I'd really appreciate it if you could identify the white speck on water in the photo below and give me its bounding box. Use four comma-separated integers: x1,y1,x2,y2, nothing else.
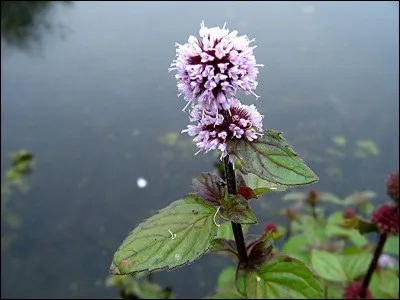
270,186,278,190
137,177,148,188
256,276,261,283
175,253,182,261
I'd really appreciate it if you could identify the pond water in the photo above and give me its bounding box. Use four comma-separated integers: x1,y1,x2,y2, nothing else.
1,1,399,298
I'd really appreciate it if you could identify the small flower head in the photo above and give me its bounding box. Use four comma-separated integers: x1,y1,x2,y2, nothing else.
371,203,399,236
306,189,319,206
264,223,277,233
377,254,398,270
182,99,263,158
386,171,399,204
343,208,356,220
343,282,373,299
170,21,263,112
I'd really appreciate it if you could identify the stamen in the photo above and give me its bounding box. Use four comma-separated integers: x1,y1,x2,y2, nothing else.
182,99,193,112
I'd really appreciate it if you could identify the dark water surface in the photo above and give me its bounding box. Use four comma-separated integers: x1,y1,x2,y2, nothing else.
1,1,399,298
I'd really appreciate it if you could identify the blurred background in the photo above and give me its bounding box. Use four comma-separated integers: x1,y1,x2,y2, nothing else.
1,1,399,298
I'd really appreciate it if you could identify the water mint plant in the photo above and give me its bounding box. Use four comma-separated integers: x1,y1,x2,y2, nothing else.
109,21,326,299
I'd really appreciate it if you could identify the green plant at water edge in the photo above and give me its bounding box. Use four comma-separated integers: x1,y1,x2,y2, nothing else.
1,149,35,251
108,22,399,299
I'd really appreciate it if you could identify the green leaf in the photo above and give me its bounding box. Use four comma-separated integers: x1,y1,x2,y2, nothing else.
245,255,323,298
106,274,173,299
110,194,218,275
311,250,372,282
384,237,399,255
370,269,399,299
236,264,247,297
282,192,306,202
325,212,369,247
220,195,257,224
299,215,327,245
216,266,237,292
227,129,318,186
319,192,344,205
192,173,226,206
325,281,345,299
216,222,250,240
282,234,310,264
340,252,372,281
207,266,244,299
311,250,346,282
241,172,288,195
360,202,374,214
343,191,376,206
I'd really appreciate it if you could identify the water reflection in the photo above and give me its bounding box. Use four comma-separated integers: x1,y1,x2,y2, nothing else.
1,1,70,52
1,1,398,299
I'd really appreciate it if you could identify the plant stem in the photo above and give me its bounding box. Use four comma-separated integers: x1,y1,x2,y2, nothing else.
223,155,249,265
284,218,292,243
311,203,317,220
359,233,387,298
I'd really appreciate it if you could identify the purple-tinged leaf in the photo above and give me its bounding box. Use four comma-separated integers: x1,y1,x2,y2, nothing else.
192,172,226,206
210,238,239,261
220,195,257,224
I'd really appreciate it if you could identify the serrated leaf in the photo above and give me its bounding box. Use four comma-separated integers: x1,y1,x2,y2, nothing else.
110,194,218,275
245,255,323,299
193,173,226,206
220,195,257,224
241,172,288,195
227,129,318,186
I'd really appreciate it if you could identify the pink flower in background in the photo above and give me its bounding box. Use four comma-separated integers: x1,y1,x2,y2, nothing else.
343,282,373,299
386,171,399,203
371,203,399,236
170,21,263,112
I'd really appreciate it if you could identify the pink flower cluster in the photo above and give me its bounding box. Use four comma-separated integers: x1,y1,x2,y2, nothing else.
171,22,264,158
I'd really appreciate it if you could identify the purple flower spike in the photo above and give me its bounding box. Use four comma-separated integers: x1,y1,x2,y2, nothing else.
182,99,264,159
170,21,263,112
